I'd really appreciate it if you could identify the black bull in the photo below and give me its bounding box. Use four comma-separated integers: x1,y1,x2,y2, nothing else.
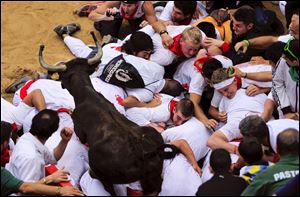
38,33,178,195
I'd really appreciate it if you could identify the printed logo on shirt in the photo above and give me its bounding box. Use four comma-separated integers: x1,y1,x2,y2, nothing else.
273,170,299,181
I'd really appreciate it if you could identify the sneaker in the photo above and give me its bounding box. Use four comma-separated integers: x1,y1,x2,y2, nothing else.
53,23,81,38
5,75,31,93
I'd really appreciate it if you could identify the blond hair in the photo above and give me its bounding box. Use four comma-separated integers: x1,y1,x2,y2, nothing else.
211,68,230,84
181,26,202,45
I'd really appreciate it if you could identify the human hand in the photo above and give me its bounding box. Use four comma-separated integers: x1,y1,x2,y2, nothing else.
284,112,299,120
104,7,119,20
192,162,203,176
161,34,174,48
246,84,261,96
203,118,218,131
203,37,224,48
234,40,248,53
228,66,245,78
60,127,73,142
196,48,208,60
48,167,70,183
139,20,149,28
218,111,227,123
145,93,162,108
59,186,84,196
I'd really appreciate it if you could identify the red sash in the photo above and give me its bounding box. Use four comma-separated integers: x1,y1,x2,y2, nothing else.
127,187,143,196
45,164,72,186
169,99,178,119
20,80,36,100
235,76,242,89
168,34,183,56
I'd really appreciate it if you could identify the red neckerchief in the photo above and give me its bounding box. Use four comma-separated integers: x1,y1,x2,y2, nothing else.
20,80,36,100
182,83,189,91
194,56,209,76
169,99,178,119
235,76,242,89
121,3,140,20
111,46,122,51
168,34,183,56
56,108,72,114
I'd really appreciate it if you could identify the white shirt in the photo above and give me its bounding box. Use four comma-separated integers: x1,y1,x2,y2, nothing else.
1,97,34,130
218,89,267,141
150,25,206,66
79,171,111,196
6,132,56,182
267,119,299,153
173,57,206,96
162,117,211,161
125,93,175,126
159,154,202,196
277,34,294,43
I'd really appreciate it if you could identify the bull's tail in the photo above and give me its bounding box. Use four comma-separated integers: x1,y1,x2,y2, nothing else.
158,144,180,159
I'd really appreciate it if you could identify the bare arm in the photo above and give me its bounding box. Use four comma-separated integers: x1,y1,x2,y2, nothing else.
123,95,161,108
53,128,73,161
234,36,279,52
88,1,121,21
22,89,46,111
230,67,272,82
207,131,237,154
171,139,202,175
19,182,84,196
190,93,218,130
143,1,158,25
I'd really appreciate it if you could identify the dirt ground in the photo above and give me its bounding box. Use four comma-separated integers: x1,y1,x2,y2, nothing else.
1,1,287,102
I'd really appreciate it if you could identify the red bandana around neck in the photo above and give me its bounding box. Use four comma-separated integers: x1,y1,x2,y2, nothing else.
168,34,183,56
235,76,242,89
169,99,178,119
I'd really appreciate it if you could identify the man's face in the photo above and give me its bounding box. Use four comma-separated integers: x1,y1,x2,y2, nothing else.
171,6,186,24
232,17,253,36
180,39,201,58
218,81,238,99
172,110,190,126
121,3,138,17
289,14,299,39
135,50,152,60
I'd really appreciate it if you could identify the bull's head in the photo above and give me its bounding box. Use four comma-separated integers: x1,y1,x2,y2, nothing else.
39,32,103,90
39,32,102,73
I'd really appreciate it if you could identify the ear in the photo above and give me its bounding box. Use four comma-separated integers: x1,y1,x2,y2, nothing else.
246,23,254,30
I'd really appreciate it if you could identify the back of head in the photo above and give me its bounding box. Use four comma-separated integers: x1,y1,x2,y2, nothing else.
238,137,263,165
239,115,269,143
202,58,223,80
122,31,153,55
1,121,13,144
264,41,285,66
29,109,59,140
211,68,229,84
233,5,256,25
181,26,202,45
210,148,231,174
176,98,194,118
196,21,217,39
174,1,197,16
283,39,299,62
277,128,299,156
160,79,185,97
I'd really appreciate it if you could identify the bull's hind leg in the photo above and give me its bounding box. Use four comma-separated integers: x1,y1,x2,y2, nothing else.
103,181,116,196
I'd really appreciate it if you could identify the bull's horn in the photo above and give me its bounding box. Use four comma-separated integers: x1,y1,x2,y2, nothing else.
39,45,67,72
87,32,103,65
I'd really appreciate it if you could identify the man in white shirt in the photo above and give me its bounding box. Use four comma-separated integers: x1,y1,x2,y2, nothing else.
5,109,73,183
206,68,268,154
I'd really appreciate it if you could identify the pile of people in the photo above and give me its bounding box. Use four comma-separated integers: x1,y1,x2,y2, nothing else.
1,1,299,196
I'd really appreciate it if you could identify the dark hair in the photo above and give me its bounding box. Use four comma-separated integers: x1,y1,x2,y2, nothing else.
233,5,256,25
202,58,223,80
210,148,231,174
264,41,285,65
174,1,197,16
29,109,59,140
122,31,153,55
238,137,263,164
176,98,194,118
160,79,185,97
239,115,269,144
196,22,217,39
1,121,13,144
283,39,299,62
277,128,299,156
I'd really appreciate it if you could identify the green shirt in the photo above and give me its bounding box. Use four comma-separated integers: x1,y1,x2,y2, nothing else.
241,155,299,196
1,167,23,196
